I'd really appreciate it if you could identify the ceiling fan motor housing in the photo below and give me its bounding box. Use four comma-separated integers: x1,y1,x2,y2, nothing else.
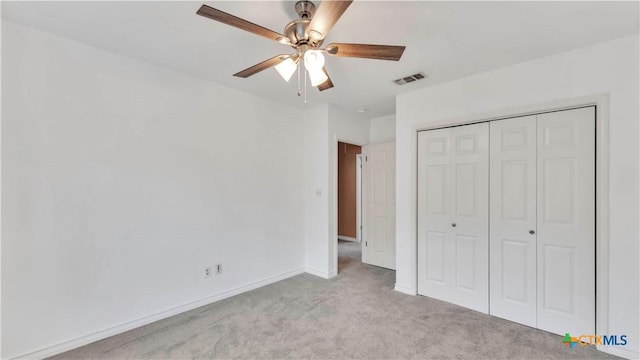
284,19,310,46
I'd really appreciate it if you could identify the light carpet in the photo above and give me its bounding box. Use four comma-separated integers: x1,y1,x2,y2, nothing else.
50,240,617,359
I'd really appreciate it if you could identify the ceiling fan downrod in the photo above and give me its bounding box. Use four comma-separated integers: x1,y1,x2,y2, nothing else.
284,1,323,49
295,1,316,19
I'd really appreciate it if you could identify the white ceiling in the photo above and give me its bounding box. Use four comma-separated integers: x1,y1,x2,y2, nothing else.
2,1,639,118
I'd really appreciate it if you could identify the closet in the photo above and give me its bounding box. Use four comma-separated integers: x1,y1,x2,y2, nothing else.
417,106,595,336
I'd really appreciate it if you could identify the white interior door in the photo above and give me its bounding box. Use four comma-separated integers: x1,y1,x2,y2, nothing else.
449,124,490,312
362,142,396,270
418,123,489,313
536,107,595,336
418,127,452,301
489,115,537,327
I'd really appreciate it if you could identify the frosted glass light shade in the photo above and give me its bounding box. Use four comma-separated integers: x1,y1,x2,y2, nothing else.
275,58,297,82
308,68,328,87
304,50,325,71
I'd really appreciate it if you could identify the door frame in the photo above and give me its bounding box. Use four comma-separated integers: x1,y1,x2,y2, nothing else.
412,94,609,352
356,154,363,243
333,138,365,274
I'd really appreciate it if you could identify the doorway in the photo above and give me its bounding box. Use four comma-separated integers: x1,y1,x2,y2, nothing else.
337,142,362,272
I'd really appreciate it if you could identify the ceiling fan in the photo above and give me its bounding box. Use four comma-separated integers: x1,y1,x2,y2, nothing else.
196,0,406,94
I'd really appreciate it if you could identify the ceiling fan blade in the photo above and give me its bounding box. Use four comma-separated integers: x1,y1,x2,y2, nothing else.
317,67,334,91
308,0,353,43
197,5,288,44
234,55,290,78
325,43,406,61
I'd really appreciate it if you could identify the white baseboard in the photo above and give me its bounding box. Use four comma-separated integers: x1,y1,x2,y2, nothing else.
11,267,305,360
394,283,417,296
337,236,357,242
598,345,638,360
305,267,337,279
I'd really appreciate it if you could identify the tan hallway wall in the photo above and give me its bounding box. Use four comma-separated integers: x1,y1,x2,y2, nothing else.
338,142,362,238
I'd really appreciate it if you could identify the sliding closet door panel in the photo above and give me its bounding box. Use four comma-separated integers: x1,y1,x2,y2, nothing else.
489,116,537,327
450,123,489,313
418,128,452,301
536,107,595,336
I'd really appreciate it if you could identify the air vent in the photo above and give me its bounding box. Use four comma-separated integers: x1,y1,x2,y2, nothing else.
393,72,427,86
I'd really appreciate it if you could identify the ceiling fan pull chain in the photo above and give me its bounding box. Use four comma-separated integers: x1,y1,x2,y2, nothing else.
297,60,302,97
304,68,308,106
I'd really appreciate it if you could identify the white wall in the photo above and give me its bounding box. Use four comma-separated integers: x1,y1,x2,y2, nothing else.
396,34,639,358
303,105,330,278
329,106,371,147
1,21,306,359
0,12,4,360
369,115,396,143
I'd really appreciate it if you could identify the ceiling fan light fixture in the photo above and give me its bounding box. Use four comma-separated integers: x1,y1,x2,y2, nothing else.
308,67,328,87
304,49,325,71
275,57,298,82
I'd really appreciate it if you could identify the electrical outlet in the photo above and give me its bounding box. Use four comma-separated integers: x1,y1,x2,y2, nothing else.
216,264,223,274
204,266,212,278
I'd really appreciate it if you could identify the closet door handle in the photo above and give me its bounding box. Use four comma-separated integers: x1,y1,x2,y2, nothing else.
451,223,457,228
529,230,535,235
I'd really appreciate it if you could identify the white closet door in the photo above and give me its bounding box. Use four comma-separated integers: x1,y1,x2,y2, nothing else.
450,123,489,312
418,123,489,313
418,127,452,301
362,142,396,270
536,107,595,336
489,115,537,327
